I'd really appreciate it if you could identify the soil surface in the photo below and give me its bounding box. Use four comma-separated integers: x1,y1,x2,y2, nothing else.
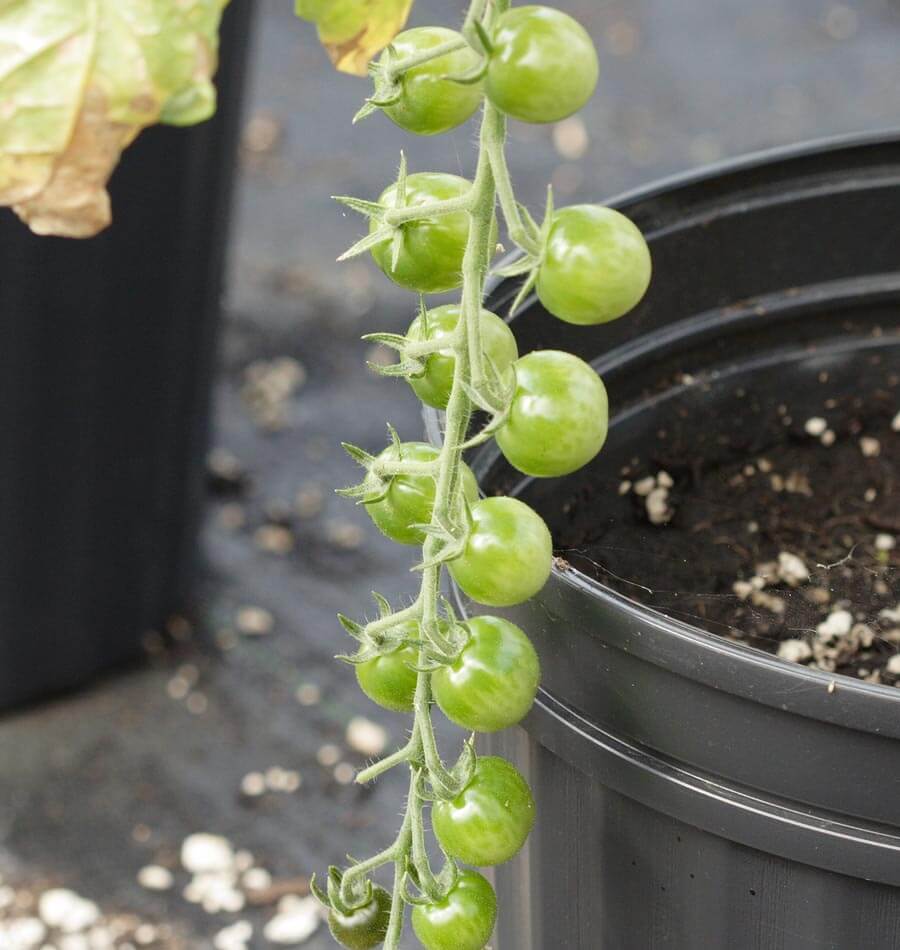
555,383,900,685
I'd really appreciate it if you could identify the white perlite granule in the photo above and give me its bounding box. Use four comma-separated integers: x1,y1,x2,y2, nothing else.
181,834,235,874
777,639,812,663
137,865,174,891
804,417,827,436
346,717,388,758
815,609,853,642
263,895,321,945
875,534,896,552
38,889,100,933
859,436,881,458
777,551,809,587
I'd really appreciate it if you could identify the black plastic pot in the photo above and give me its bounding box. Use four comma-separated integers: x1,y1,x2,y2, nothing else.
466,133,900,949
0,3,253,710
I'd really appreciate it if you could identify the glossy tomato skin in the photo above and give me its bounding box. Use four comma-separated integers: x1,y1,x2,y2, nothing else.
411,870,497,950
355,621,420,713
328,885,392,950
432,616,538,732
449,497,552,607
432,756,536,867
370,174,495,294
381,28,484,135
365,442,478,546
496,349,609,477
537,204,652,325
406,305,518,409
486,5,599,124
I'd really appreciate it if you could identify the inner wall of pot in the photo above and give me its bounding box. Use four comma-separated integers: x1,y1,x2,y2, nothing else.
468,139,900,688
483,289,899,684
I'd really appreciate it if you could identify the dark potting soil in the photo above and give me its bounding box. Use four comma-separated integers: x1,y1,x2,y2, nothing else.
551,377,900,686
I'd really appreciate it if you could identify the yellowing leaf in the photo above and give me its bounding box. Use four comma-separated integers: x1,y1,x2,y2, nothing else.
294,0,329,22
311,0,414,76
0,0,230,238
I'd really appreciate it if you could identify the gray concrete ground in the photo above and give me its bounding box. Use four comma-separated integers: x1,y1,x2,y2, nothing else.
1,0,899,947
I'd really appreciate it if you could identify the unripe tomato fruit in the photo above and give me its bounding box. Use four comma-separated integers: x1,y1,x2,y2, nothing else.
380,28,484,135
328,885,391,949
432,616,539,732
371,173,496,294
432,756,536,867
449,497,552,607
364,442,478,546
486,6,599,124
536,205,652,325
411,870,496,950
496,350,609,477
406,305,518,410
355,621,420,713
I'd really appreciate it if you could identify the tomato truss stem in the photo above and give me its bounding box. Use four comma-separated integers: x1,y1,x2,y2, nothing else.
334,2,539,945
339,842,404,901
366,90,507,950
361,599,422,638
370,458,440,478
485,107,543,258
355,738,416,785
382,191,476,226
382,36,468,82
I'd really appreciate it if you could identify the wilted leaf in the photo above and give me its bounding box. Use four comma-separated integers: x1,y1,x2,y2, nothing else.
294,0,329,21
301,0,414,76
0,0,230,238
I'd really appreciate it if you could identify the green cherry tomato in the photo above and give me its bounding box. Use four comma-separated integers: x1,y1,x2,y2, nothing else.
406,305,518,410
496,350,609,478
432,616,539,732
328,885,392,950
355,621,419,713
370,173,492,294
449,497,552,607
536,204,652,325
486,6,599,124
432,756,536,866
379,28,484,135
364,442,479,546
411,870,497,950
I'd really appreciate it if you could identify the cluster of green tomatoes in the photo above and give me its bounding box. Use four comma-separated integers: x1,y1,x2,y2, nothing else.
310,5,652,950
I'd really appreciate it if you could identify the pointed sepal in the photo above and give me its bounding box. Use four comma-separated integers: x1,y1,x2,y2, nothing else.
332,195,386,220
341,442,376,468
337,613,366,640
494,254,538,279
337,226,394,262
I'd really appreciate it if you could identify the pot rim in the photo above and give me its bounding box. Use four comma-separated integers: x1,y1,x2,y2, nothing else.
472,128,900,732
586,125,900,212
523,689,900,885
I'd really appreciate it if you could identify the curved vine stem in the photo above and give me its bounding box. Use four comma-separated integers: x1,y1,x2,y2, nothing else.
485,106,542,258
383,37,467,81
358,94,504,950
332,0,547,943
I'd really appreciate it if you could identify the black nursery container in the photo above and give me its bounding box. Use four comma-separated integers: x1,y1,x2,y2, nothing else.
465,133,900,949
0,3,253,710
